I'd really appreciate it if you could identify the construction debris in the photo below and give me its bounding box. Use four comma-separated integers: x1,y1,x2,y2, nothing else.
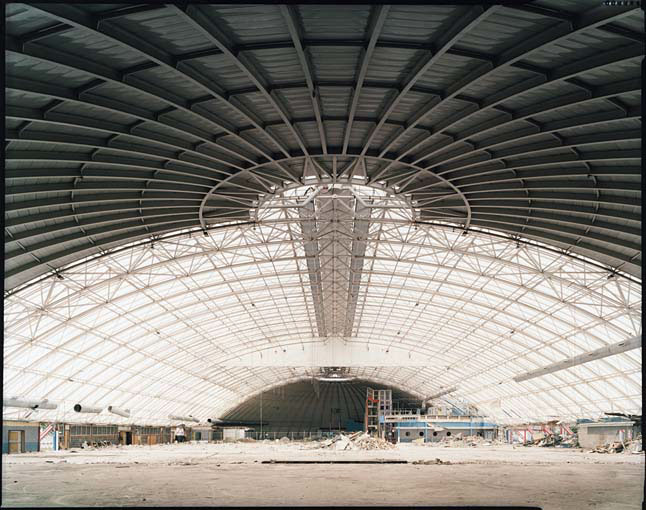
314,431,395,451
412,458,451,465
590,435,643,454
431,434,500,448
80,440,113,449
590,441,624,454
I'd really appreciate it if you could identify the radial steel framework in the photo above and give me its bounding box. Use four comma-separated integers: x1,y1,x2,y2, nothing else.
3,3,643,425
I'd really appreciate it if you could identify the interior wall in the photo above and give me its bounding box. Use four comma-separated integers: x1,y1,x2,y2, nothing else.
220,379,420,432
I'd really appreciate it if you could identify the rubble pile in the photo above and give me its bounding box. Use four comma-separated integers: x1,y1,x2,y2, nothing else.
534,433,562,447
80,440,113,449
522,432,579,448
434,433,496,447
590,441,625,454
590,435,643,455
412,458,451,465
315,431,395,451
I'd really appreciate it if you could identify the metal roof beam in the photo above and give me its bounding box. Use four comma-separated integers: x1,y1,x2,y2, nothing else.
421,129,641,176
459,214,641,252
4,194,204,213
173,5,308,158
280,5,328,154
459,208,641,238
340,5,390,155
19,22,72,44
221,79,443,99
598,23,645,43
5,203,200,228
7,40,271,163
406,48,641,166
6,211,202,244
379,8,642,162
95,4,167,22
438,199,641,224
425,109,640,171
6,77,258,167
5,130,233,181
513,336,641,383
26,4,284,162
298,200,327,336
358,5,499,157
465,219,639,268
5,218,201,263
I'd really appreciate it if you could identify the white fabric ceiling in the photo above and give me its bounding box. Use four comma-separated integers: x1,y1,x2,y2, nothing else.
4,204,641,425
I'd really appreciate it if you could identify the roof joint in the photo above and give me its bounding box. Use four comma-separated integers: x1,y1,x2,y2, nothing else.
492,105,515,118
524,118,543,131
510,61,548,77
74,79,105,99
120,62,159,78
17,121,32,136
565,78,595,96
155,107,176,121
128,120,146,133
598,24,645,43
187,95,213,109
95,4,168,22
605,97,628,115
19,23,73,46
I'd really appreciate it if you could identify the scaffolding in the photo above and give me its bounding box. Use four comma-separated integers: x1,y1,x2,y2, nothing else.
365,388,392,439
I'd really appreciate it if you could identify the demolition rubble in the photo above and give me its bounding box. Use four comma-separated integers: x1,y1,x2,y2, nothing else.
310,431,395,451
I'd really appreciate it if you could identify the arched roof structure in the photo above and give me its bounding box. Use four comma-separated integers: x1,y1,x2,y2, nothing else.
4,3,642,426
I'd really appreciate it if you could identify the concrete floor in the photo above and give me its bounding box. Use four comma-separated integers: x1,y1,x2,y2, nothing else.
2,442,644,508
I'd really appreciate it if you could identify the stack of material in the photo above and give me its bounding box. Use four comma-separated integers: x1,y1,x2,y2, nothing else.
81,440,113,449
627,437,642,454
556,436,579,448
352,432,395,450
590,436,643,454
534,433,562,447
315,431,395,451
437,433,488,447
590,441,624,454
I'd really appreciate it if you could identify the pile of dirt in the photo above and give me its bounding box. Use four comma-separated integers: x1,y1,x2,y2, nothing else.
315,431,395,451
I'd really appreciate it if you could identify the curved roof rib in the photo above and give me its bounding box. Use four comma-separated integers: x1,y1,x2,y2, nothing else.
5,3,642,289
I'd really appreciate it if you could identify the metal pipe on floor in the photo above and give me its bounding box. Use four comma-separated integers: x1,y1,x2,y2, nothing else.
107,406,130,417
3,398,57,410
169,414,199,423
73,403,103,414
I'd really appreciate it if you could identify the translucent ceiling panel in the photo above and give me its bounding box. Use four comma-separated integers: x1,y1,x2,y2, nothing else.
4,203,641,425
